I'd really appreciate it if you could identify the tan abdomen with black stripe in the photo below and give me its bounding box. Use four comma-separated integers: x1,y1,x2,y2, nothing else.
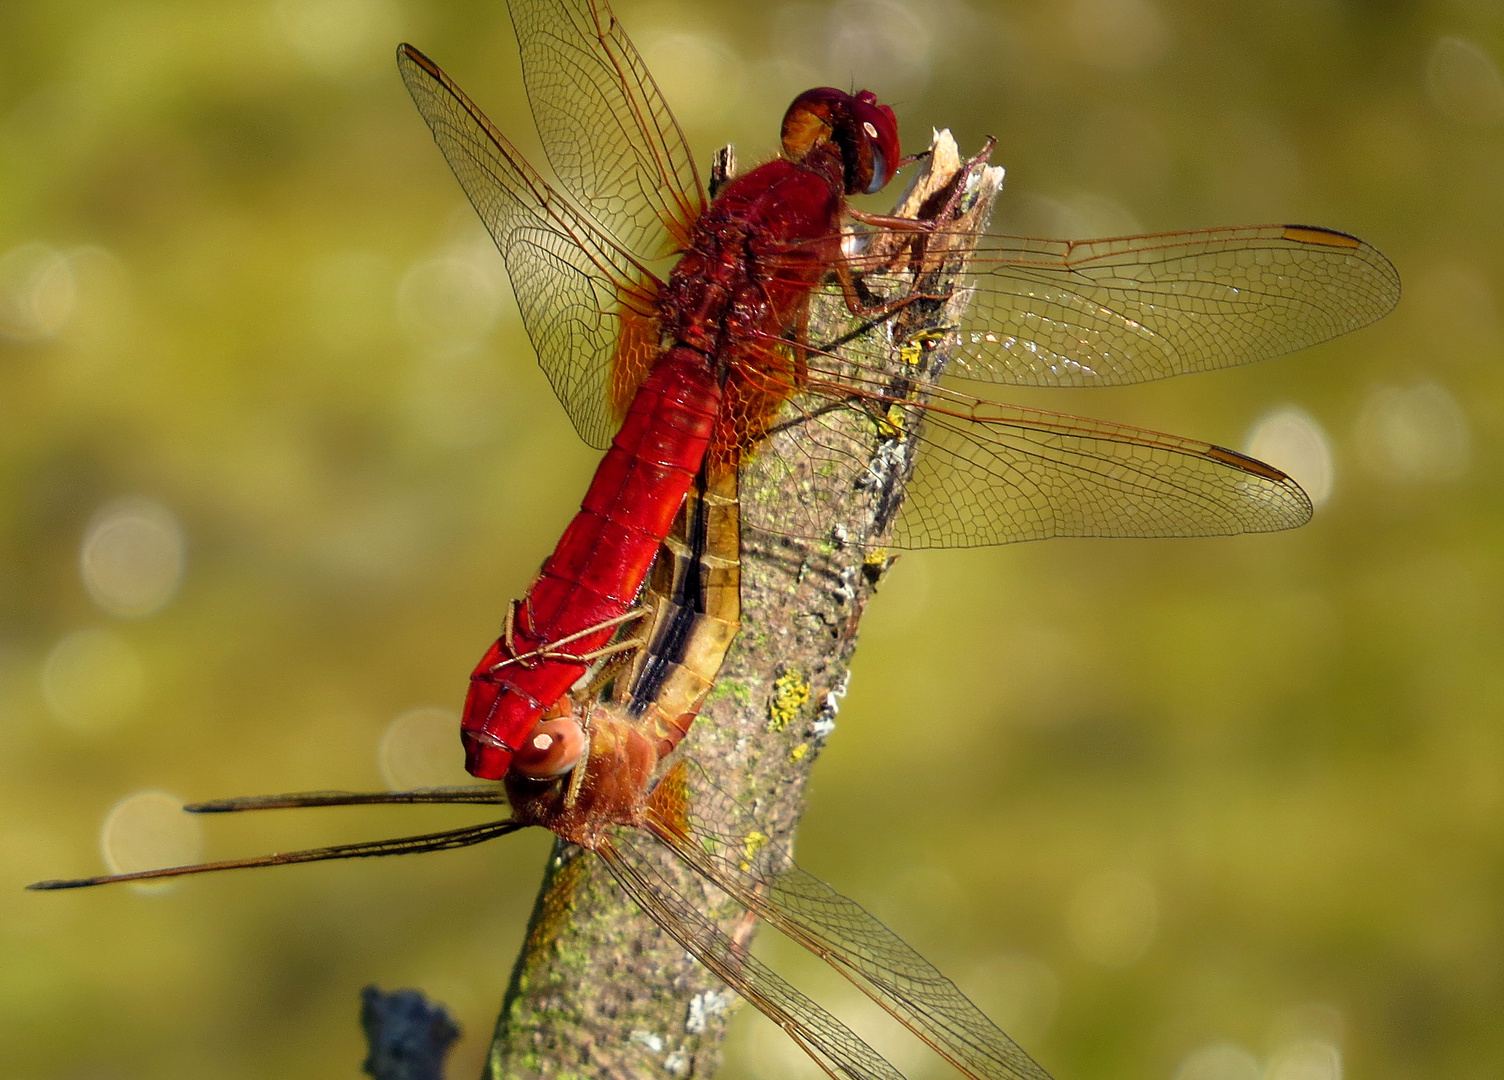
618,463,741,759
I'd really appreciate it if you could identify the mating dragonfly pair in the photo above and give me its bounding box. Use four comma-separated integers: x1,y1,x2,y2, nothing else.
32,0,1399,1077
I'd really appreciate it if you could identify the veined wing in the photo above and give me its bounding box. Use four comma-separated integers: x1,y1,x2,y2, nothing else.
509,0,706,261
599,833,909,1080
398,43,663,449
793,224,1399,388
736,357,1311,549
643,763,1053,1080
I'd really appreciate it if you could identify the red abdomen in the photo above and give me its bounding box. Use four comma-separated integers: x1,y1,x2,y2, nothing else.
461,348,719,778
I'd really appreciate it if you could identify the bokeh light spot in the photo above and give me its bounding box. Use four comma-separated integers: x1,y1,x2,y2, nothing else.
379,706,471,790
100,791,203,893
1266,1039,1342,1080
1246,406,1334,508
397,247,505,353
1174,1042,1261,1080
41,628,146,734
1426,36,1504,126
1067,869,1158,966
80,498,186,618
1269,1002,1345,1054
1355,382,1470,482
0,241,77,342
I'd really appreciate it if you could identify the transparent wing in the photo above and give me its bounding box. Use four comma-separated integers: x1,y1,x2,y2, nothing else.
398,43,663,449
29,785,515,890
599,835,909,1080
29,820,522,890
738,363,1311,549
644,763,1053,1080
717,222,1382,547
185,787,508,812
827,224,1400,387
509,0,706,260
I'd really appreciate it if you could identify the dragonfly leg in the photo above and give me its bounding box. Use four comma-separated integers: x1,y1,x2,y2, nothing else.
535,635,645,665
836,136,998,322
789,304,811,385
930,136,996,223
833,255,948,320
501,597,527,664
488,608,650,674
845,206,935,233
577,641,642,703
563,711,592,807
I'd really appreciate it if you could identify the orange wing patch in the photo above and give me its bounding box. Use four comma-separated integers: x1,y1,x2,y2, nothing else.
645,759,693,843
609,284,663,422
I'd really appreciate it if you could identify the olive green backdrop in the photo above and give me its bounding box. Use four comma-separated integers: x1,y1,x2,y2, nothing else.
1,1,1497,1078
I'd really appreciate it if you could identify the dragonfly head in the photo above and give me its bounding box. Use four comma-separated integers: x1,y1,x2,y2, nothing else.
510,715,586,780
505,703,658,844
781,88,902,196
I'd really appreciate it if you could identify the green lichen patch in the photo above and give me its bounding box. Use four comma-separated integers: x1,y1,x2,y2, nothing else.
706,678,751,706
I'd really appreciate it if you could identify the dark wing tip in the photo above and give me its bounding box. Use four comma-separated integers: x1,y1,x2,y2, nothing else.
1207,443,1314,531
1206,443,1291,483
1282,224,1402,319
397,42,437,72
184,800,235,813
1281,224,1363,249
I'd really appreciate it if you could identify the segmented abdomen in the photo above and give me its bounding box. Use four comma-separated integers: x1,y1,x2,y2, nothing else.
461,347,720,779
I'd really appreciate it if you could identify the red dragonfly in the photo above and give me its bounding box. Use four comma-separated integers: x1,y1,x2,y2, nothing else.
398,0,1398,782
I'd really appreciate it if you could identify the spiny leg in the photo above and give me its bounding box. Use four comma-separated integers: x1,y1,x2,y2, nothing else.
488,608,650,674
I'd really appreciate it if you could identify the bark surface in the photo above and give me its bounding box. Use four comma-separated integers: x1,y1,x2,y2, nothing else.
484,134,1003,1080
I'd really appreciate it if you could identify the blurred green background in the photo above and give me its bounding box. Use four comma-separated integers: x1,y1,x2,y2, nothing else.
2,0,1499,1078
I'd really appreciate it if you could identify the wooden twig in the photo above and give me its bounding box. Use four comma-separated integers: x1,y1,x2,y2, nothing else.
483,133,1004,1079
